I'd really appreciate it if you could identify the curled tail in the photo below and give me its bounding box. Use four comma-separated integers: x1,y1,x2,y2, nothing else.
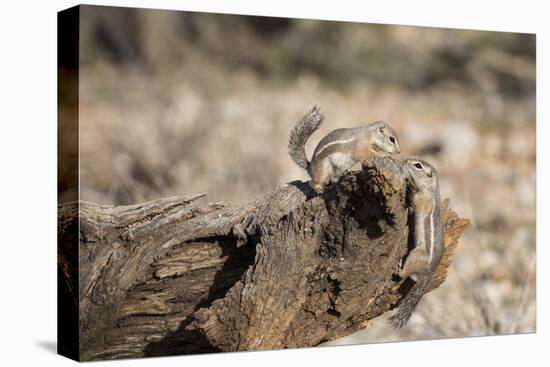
288,105,324,170
389,275,431,328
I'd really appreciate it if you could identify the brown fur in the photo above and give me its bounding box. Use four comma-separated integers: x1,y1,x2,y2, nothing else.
310,160,329,193
399,247,431,278
412,192,433,214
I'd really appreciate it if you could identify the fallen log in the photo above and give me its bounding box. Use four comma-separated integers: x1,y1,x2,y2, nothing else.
57,157,469,361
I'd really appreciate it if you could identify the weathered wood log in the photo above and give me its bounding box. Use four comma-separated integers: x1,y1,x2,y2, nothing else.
57,157,469,361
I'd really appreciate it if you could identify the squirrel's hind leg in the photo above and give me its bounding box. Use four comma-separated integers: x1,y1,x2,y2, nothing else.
398,247,430,279
310,159,332,194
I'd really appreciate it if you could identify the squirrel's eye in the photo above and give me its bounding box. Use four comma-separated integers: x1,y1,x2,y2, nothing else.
379,127,384,133
389,136,396,144
414,162,423,169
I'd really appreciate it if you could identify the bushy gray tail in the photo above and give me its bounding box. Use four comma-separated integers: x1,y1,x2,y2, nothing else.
288,105,324,170
389,275,431,328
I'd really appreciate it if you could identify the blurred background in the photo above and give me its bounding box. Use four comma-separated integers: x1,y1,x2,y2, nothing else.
73,5,535,344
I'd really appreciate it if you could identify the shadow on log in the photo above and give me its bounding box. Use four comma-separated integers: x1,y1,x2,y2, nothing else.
57,157,469,361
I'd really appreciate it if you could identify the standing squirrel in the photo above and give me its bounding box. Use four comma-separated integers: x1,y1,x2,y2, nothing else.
389,158,444,328
288,105,401,193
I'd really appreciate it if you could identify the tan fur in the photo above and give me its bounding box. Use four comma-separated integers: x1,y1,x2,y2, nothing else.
399,247,431,278
352,133,378,161
412,192,433,214
311,160,329,193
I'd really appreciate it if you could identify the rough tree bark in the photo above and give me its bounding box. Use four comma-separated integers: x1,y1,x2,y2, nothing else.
57,157,469,361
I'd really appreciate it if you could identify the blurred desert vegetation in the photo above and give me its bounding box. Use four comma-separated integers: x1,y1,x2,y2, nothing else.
67,4,536,345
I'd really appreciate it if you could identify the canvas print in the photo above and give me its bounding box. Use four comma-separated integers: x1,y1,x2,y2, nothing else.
58,5,536,361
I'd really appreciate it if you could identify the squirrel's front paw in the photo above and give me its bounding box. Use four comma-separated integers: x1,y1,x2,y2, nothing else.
313,184,324,194
396,258,404,276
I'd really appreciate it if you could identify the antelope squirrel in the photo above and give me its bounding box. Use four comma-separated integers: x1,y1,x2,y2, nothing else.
389,158,444,328
288,105,401,193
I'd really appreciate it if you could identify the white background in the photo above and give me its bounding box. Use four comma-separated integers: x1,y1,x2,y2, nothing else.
0,0,546,365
